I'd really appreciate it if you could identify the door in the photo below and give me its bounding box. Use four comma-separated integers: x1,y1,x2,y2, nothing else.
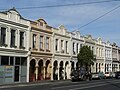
14,66,19,82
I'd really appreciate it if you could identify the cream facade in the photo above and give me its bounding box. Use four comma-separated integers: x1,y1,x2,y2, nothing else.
0,8,120,83
52,25,71,80
29,19,52,82
112,43,119,72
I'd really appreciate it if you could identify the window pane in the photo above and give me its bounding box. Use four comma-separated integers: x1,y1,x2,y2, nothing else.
1,27,6,44
40,36,43,49
20,31,24,47
15,57,20,65
33,34,36,48
1,56,9,65
21,57,27,66
10,57,14,65
11,29,15,47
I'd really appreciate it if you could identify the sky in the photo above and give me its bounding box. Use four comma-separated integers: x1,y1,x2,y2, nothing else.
0,0,120,46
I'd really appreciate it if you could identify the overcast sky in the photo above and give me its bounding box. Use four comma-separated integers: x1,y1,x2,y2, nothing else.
0,0,120,45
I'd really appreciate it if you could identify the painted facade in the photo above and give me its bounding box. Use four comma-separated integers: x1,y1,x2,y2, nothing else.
0,8,30,83
95,38,105,73
71,31,84,70
0,8,120,83
112,43,119,72
29,19,52,82
52,25,71,80
104,41,112,72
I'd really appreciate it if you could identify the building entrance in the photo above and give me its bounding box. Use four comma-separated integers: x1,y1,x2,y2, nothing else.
14,66,19,82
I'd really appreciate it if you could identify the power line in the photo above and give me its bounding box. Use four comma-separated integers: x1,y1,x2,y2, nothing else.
74,4,120,31
0,0,120,10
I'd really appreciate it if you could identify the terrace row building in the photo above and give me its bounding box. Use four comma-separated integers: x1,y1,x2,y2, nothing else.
0,8,120,84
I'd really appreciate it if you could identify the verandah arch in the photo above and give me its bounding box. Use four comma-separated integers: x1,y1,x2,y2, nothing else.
45,60,51,80
29,59,36,82
53,60,58,80
38,60,44,80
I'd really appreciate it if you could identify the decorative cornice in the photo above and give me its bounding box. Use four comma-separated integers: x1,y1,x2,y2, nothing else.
31,26,52,34
0,48,28,53
0,18,29,28
54,33,70,38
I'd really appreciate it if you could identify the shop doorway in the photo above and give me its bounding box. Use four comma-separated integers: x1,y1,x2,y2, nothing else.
14,66,19,82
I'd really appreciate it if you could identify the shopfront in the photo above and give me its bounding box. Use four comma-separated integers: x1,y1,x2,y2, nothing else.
0,56,27,84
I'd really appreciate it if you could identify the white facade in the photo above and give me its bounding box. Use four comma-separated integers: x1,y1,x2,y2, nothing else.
104,41,112,72
71,31,84,69
0,8,30,83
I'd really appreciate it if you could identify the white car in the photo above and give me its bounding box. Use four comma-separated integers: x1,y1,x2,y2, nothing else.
105,72,113,78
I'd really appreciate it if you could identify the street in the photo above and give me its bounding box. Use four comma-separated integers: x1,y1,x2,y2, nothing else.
1,79,120,90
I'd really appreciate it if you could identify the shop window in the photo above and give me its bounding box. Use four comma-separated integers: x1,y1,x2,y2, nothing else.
15,57,20,65
1,56,9,65
10,57,14,65
21,57,27,66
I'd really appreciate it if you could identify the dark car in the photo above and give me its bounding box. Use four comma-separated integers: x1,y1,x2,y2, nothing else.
71,70,79,81
115,71,120,79
71,69,92,81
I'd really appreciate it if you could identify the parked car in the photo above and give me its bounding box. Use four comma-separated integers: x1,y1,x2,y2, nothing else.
115,71,120,79
91,73,99,79
105,72,113,78
111,72,116,78
92,72,106,79
71,70,79,81
71,68,92,81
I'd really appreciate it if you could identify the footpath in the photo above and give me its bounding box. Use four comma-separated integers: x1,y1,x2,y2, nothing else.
0,80,70,89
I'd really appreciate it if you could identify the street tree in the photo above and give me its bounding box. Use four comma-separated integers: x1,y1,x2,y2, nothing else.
77,45,96,72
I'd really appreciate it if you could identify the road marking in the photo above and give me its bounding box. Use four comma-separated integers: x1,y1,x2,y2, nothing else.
51,81,106,89
69,83,108,90
69,81,120,90
51,80,120,90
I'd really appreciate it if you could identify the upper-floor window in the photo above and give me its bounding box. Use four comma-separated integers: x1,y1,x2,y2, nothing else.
80,44,82,49
20,31,24,48
11,29,16,47
0,27,6,45
40,36,43,50
61,40,63,50
55,39,58,51
38,22,44,27
66,41,68,53
33,34,36,49
76,43,79,53
73,42,75,54
46,37,49,50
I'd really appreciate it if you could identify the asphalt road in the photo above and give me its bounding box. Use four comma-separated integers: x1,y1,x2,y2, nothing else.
1,79,120,90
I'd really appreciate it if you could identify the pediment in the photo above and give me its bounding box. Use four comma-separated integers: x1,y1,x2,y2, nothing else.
58,25,67,35
37,18,47,24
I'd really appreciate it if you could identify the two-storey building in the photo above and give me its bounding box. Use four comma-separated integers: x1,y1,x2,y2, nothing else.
112,43,119,72
95,38,105,73
84,35,96,73
71,31,84,70
52,25,71,80
104,41,112,72
29,19,52,82
0,8,30,84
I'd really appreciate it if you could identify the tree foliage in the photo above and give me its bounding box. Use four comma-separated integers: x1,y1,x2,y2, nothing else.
77,45,96,71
